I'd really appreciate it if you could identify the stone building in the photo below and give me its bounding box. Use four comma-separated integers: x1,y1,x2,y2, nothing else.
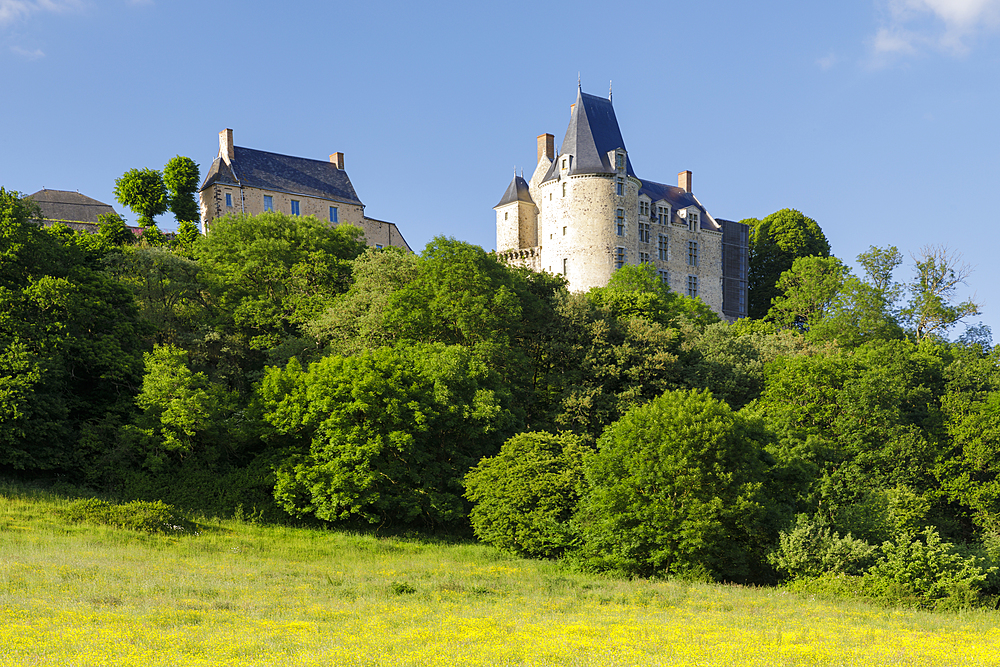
495,87,747,321
27,189,131,233
199,129,411,252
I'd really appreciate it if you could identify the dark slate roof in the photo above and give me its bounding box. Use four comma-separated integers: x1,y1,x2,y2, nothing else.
494,175,534,208
638,179,719,230
199,146,363,206
199,157,239,189
543,88,634,183
27,189,118,224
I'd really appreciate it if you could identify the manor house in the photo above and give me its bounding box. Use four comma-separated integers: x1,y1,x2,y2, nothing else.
495,87,747,321
199,129,411,252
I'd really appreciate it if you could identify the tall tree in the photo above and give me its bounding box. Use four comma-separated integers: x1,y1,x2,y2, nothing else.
163,156,200,223
900,245,980,341
744,209,830,319
113,167,168,228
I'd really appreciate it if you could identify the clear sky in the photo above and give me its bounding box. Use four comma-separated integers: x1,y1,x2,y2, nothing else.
2,0,997,340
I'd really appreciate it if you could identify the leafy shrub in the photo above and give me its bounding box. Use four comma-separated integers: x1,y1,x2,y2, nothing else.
768,514,877,579
576,389,776,581
465,431,588,558
62,498,192,534
862,528,995,610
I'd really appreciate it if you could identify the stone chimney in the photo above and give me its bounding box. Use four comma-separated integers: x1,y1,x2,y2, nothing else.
330,152,345,170
219,129,234,165
537,134,554,163
678,170,692,193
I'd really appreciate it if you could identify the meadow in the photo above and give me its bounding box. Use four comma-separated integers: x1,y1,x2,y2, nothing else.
2,484,999,667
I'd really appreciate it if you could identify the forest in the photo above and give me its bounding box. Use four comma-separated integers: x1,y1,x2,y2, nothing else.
2,186,998,611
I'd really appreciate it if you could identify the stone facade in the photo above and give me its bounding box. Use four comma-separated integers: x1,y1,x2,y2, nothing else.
495,88,746,321
199,130,411,252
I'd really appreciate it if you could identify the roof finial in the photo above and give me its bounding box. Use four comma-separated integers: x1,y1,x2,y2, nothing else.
609,80,613,102
577,72,581,90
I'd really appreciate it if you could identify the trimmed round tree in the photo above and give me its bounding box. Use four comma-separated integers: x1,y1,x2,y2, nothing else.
465,431,588,558
578,388,775,581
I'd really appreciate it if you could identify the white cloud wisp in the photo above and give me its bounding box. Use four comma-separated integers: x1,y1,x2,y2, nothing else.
873,0,1000,57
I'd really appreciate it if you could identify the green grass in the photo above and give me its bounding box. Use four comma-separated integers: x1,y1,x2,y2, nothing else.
2,482,1000,666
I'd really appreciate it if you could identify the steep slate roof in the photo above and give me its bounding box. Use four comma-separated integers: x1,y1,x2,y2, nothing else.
494,175,534,208
27,189,118,223
543,87,634,183
199,146,363,206
638,179,720,230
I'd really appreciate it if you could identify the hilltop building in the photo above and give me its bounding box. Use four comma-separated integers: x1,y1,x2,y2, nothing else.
495,87,747,321
27,189,138,234
199,129,411,252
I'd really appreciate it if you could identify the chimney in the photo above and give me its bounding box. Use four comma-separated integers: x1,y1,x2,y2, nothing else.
330,152,345,170
219,129,234,164
678,170,692,193
537,134,554,163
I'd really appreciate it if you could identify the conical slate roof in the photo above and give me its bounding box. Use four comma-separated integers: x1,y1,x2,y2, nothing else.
494,174,534,208
543,87,634,183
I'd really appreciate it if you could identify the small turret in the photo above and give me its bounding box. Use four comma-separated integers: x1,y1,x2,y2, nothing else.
494,174,537,251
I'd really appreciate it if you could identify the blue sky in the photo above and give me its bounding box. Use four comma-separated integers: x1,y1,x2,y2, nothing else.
2,0,997,340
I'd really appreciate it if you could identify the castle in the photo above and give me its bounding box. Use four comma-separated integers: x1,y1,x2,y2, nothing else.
199,129,411,252
495,86,747,321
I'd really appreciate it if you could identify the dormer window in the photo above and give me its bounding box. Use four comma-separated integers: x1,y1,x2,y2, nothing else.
657,205,670,224
562,158,568,170
688,210,699,231
639,201,650,217
615,153,625,170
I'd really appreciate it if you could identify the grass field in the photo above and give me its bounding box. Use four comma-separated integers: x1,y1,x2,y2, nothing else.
2,484,1000,666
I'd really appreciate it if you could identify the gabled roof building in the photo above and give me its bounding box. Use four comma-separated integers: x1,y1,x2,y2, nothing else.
27,189,124,232
495,87,747,321
199,130,411,252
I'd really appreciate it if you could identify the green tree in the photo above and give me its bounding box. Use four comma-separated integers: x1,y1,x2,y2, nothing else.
113,167,168,228
586,263,719,327
576,388,776,581
162,156,200,224
744,209,830,319
900,245,980,341
259,343,517,526
465,431,588,558
766,255,848,330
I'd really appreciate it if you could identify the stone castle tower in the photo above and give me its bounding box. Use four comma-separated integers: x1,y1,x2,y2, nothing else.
495,86,748,321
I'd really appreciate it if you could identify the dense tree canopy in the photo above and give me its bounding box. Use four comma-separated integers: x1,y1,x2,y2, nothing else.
744,209,830,319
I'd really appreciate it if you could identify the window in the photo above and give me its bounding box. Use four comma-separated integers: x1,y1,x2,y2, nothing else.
616,153,625,170
504,212,508,220
616,209,625,236
639,251,650,264
375,244,384,250
225,193,232,207
616,178,624,196
290,200,300,215
659,270,670,286
639,201,650,217
562,258,568,275
562,158,567,169
562,182,566,197
615,247,626,270
688,210,699,231
263,195,273,212
562,226,566,236
658,234,668,261
657,205,670,225
329,206,338,223
639,221,651,244
687,275,698,298
688,240,698,266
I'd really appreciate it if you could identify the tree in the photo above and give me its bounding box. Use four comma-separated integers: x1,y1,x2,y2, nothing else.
114,167,168,228
163,156,200,223
900,245,980,341
465,431,588,558
766,255,848,330
259,344,517,526
576,388,776,581
586,263,719,328
744,209,830,319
